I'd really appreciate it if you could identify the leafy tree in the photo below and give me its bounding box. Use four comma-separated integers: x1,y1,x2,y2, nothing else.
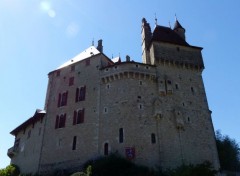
0,164,20,176
216,130,240,171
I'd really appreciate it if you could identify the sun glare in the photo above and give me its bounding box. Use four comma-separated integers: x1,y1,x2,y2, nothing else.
40,1,56,18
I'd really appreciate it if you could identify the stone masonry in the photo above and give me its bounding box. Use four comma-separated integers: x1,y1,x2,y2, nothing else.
8,18,220,175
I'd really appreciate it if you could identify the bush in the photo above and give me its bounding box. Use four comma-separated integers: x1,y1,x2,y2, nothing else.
163,161,217,176
84,154,154,176
0,164,20,176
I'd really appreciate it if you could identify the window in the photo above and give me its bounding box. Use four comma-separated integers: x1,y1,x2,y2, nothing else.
139,80,142,85
75,86,86,102
175,84,179,90
119,128,124,143
27,130,31,139
69,77,74,86
56,70,60,77
167,80,172,84
104,143,109,155
72,136,77,150
86,59,90,66
151,133,156,144
73,109,85,125
55,114,66,129
71,65,75,72
191,87,195,94
57,91,68,107
104,107,108,113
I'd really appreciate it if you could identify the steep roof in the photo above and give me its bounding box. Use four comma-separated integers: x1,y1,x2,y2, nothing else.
152,25,189,46
173,20,185,30
10,109,46,136
57,46,100,69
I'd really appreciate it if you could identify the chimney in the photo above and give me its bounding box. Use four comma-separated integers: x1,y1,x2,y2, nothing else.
97,39,103,53
126,55,130,62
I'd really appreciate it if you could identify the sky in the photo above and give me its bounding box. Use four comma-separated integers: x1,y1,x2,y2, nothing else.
0,0,239,169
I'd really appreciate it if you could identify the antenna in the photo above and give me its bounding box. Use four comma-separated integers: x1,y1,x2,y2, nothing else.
154,13,158,26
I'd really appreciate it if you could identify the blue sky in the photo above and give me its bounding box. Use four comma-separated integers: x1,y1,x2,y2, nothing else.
0,0,239,169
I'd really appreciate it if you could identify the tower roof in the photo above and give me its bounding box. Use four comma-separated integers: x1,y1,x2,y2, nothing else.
57,46,100,69
152,25,189,46
173,20,185,30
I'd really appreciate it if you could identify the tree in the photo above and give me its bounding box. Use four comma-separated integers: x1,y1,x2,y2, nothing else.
0,164,20,176
216,130,240,171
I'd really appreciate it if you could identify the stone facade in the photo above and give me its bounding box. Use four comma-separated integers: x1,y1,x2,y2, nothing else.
8,18,220,175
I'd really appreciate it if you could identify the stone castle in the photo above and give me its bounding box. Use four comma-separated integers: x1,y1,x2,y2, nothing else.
8,18,220,175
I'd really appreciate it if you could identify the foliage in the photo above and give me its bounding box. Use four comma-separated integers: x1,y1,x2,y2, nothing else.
0,164,20,176
84,154,154,176
162,161,217,176
216,130,240,171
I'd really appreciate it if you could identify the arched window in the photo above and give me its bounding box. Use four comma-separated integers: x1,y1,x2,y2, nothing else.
151,133,156,144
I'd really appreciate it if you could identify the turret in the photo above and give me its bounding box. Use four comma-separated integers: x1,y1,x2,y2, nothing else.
141,18,152,64
173,19,186,40
97,39,103,53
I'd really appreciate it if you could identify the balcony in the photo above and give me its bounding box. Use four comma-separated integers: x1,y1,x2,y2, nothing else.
7,147,18,158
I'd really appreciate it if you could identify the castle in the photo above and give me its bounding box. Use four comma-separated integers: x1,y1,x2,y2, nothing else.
8,18,220,175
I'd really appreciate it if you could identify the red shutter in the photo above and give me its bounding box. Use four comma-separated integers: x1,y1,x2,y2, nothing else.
75,88,79,102
58,93,61,107
73,111,77,125
55,115,59,129
81,109,85,123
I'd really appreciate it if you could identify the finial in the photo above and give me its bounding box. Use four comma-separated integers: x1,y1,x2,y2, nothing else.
154,13,158,26
175,13,178,21
112,54,113,59
92,38,94,46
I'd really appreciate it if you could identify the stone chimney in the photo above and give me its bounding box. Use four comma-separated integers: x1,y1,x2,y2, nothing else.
126,55,130,62
97,39,103,53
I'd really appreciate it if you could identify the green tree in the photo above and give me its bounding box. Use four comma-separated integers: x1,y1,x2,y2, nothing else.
0,164,20,176
216,130,240,171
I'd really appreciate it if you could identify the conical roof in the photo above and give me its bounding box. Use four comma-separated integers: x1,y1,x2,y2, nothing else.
173,20,185,30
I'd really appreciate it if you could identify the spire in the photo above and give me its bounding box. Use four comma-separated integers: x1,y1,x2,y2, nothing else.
154,13,158,26
173,16,186,40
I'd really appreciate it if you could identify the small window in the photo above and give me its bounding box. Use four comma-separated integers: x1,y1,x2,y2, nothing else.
104,107,108,113
69,77,74,86
151,133,156,144
191,87,195,94
56,70,60,77
139,80,142,85
71,65,75,72
72,136,77,150
27,130,31,139
119,128,123,143
136,64,139,68
106,84,110,89
137,96,141,99
139,104,143,109
86,59,90,66
182,103,185,106
187,117,190,122
104,143,109,155
167,80,172,84
175,84,179,89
